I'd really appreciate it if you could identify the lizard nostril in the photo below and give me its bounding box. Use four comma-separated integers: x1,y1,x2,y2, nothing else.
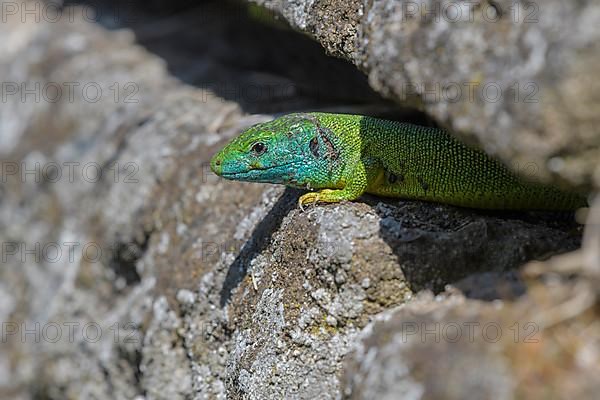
210,156,223,175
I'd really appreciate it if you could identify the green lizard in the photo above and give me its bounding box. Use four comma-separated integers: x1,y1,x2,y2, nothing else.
210,112,586,210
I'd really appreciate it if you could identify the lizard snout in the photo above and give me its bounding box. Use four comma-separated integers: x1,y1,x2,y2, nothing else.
210,154,223,176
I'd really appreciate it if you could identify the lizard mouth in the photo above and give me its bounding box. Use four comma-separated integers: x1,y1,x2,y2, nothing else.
219,162,298,178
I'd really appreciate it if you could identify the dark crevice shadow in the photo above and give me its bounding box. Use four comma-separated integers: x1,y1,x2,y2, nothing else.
368,193,581,299
62,0,392,114
219,187,302,307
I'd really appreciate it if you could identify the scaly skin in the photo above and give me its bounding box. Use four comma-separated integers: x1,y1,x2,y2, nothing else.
210,112,587,210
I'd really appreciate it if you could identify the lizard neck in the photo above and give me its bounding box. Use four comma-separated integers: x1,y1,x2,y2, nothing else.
311,112,365,151
289,113,362,190
311,113,409,153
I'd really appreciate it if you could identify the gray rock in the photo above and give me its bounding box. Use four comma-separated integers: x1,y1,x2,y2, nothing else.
0,1,595,399
214,194,580,398
343,277,600,399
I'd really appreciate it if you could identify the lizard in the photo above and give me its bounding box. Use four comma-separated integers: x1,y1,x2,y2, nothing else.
210,112,587,210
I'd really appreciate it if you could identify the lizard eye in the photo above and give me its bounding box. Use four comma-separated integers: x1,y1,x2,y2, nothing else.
251,142,267,155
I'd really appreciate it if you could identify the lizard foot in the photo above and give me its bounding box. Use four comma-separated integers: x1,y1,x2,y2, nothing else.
298,192,320,211
298,189,348,210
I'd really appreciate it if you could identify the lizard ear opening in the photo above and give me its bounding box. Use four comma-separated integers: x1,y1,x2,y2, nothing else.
315,126,340,161
309,137,320,158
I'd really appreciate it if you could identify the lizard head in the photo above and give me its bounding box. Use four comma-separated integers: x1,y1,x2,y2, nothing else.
210,113,342,188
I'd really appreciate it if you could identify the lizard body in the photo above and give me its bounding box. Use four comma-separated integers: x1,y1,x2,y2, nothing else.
210,112,586,210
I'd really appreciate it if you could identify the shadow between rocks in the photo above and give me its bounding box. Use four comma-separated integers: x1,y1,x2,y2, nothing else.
219,187,302,307
369,195,582,300
64,0,387,114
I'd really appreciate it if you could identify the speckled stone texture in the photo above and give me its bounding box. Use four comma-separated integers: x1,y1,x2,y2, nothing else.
1,1,598,399
342,259,600,399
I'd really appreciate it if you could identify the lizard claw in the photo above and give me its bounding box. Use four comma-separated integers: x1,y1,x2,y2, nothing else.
298,192,320,211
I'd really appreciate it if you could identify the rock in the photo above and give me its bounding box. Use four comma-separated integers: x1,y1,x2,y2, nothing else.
343,275,600,399
0,1,596,399
343,195,600,399
251,0,600,190
216,195,581,398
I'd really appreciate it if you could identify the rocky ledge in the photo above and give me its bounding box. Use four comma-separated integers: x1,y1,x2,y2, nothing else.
0,1,598,399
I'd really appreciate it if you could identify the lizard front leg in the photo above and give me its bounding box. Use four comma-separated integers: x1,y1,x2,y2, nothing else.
298,157,379,208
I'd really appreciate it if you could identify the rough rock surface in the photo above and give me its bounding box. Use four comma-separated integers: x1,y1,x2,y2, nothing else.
252,0,600,191
343,206,600,399
343,277,600,399
1,1,598,399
